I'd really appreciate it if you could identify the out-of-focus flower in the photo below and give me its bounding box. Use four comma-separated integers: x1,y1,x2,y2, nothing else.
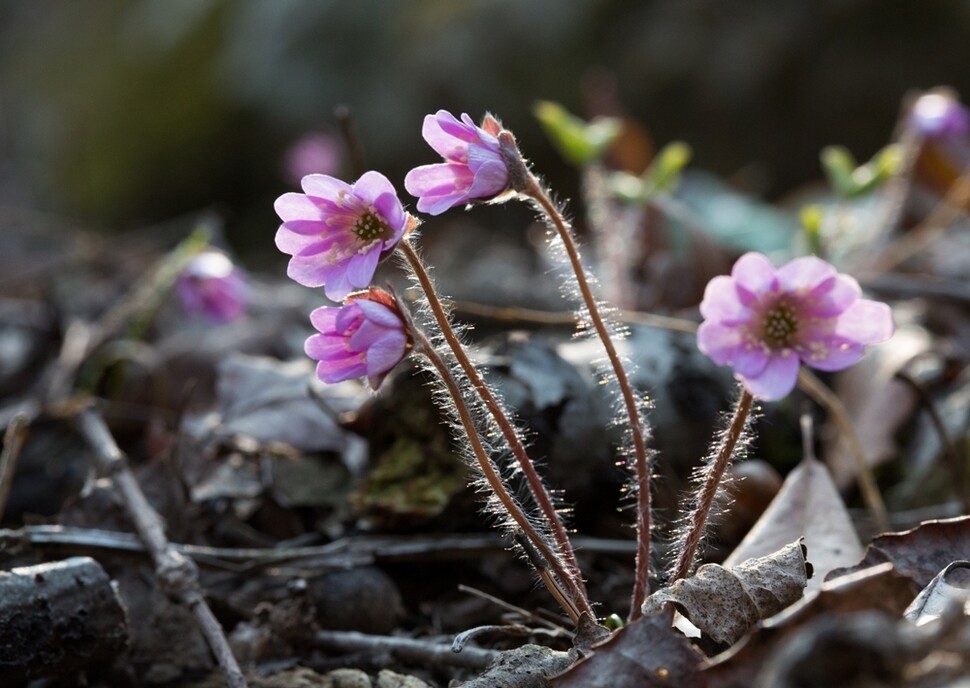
697,252,894,400
275,172,406,301
175,250,248,323
282,131,343,185
305,289,410,389
910,92,970,139
405,110,509,215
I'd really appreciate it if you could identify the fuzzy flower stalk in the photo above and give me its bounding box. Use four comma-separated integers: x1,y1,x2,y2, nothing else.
410,113,657,620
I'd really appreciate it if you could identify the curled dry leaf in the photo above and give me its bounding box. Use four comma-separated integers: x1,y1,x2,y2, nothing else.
830,515,970,590
904,560,970,626
642,540,811,646
723,455,862,594
550,606,706,688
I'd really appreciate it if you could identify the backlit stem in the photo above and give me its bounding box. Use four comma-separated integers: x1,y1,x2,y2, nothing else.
671,387,754,583
400,240,591,617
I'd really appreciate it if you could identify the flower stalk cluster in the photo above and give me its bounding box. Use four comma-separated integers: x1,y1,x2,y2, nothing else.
273,108,895,628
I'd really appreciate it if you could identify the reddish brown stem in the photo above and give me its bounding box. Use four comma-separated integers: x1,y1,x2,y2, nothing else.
413,332,581,624
671,387,753,583
514,167,652,621
399,240,591,617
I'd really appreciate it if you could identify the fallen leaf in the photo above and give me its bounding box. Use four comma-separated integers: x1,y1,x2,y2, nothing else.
904,560,970,626
550,606,706,688
831,515,970,590
723,456,862,594
642,541,811,646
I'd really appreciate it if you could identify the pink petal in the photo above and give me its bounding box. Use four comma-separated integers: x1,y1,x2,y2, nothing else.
275,226,327,256
777,256,837,293
355,300,404,329
316,356,367,383
372,192,406,234
286,256,328,288
808,275,862,317
309,307,339,333
422,111,468,160
833,299,894,344
732,342,771,378
305,333,350,360
353,171,397,205
699,275,751,324
740,352,800,400
344,248,381,290
468,159,509,199
799,336,865,372
322,266,354,302
697,321,744,366
435,111,480,145
732,253,778,304
365,332,408,375
405,163,470,196
275,193,323,222
301,174,351,200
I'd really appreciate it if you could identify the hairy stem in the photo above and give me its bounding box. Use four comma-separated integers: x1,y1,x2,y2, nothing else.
501,134,652,620
413,332,581,623
399,240,591,617
671,387,754,583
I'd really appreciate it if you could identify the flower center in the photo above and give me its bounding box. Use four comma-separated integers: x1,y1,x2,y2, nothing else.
353,210,391,243
762,302,798,348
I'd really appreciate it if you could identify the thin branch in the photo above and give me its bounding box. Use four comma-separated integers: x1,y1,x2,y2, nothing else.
0,413,30,521
314,629,500,671
74,406,247,688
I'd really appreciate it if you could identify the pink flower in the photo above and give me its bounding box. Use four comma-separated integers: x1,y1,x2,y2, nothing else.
305,289,410,389
404,110,510,215
176,250,248,323
697,253,894,400
282,131,343,185
910,92,970,139
275,172,407,302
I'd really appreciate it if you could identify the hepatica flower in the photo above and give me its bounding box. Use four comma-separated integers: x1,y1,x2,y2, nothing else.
176,250,248,323
698,253,894,400
275,172,407,301
405,110,510,215
305,289,410,389
910,92,970,139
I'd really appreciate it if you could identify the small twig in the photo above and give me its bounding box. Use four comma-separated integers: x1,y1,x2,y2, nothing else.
314,629,499,671
893,370,970,514
797,369,890,533
457,584,572,634
74,406,247,688
0,413,30,522
452,624,533,653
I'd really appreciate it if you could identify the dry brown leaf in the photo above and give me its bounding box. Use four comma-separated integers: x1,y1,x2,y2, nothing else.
642,540,811,646
830,515,970,590
550,606,706,688
904,560,970,626
723,456,862,593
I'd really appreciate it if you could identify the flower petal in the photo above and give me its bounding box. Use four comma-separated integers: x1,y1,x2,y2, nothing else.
355,300,404,329
699,275,751,324
274,193,323,222
697,321,744,366
286,256,328,288
373,192,406,235
739,352,800,400
833,299,894,344
353,171,397,205
468,159,509,199
421,111,467,160
344,248,381,290
275,226,327,256
777,256,837,294
808,274,862,317
301,174,351,200
799,336,865,372
365,331,408,376
309,306,339,333
732,253,778,304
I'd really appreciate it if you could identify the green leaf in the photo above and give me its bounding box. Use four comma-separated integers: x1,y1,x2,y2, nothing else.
821,144,902,199
533,100,620,166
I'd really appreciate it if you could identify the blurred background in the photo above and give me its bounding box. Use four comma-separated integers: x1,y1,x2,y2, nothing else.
1,0,969,258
